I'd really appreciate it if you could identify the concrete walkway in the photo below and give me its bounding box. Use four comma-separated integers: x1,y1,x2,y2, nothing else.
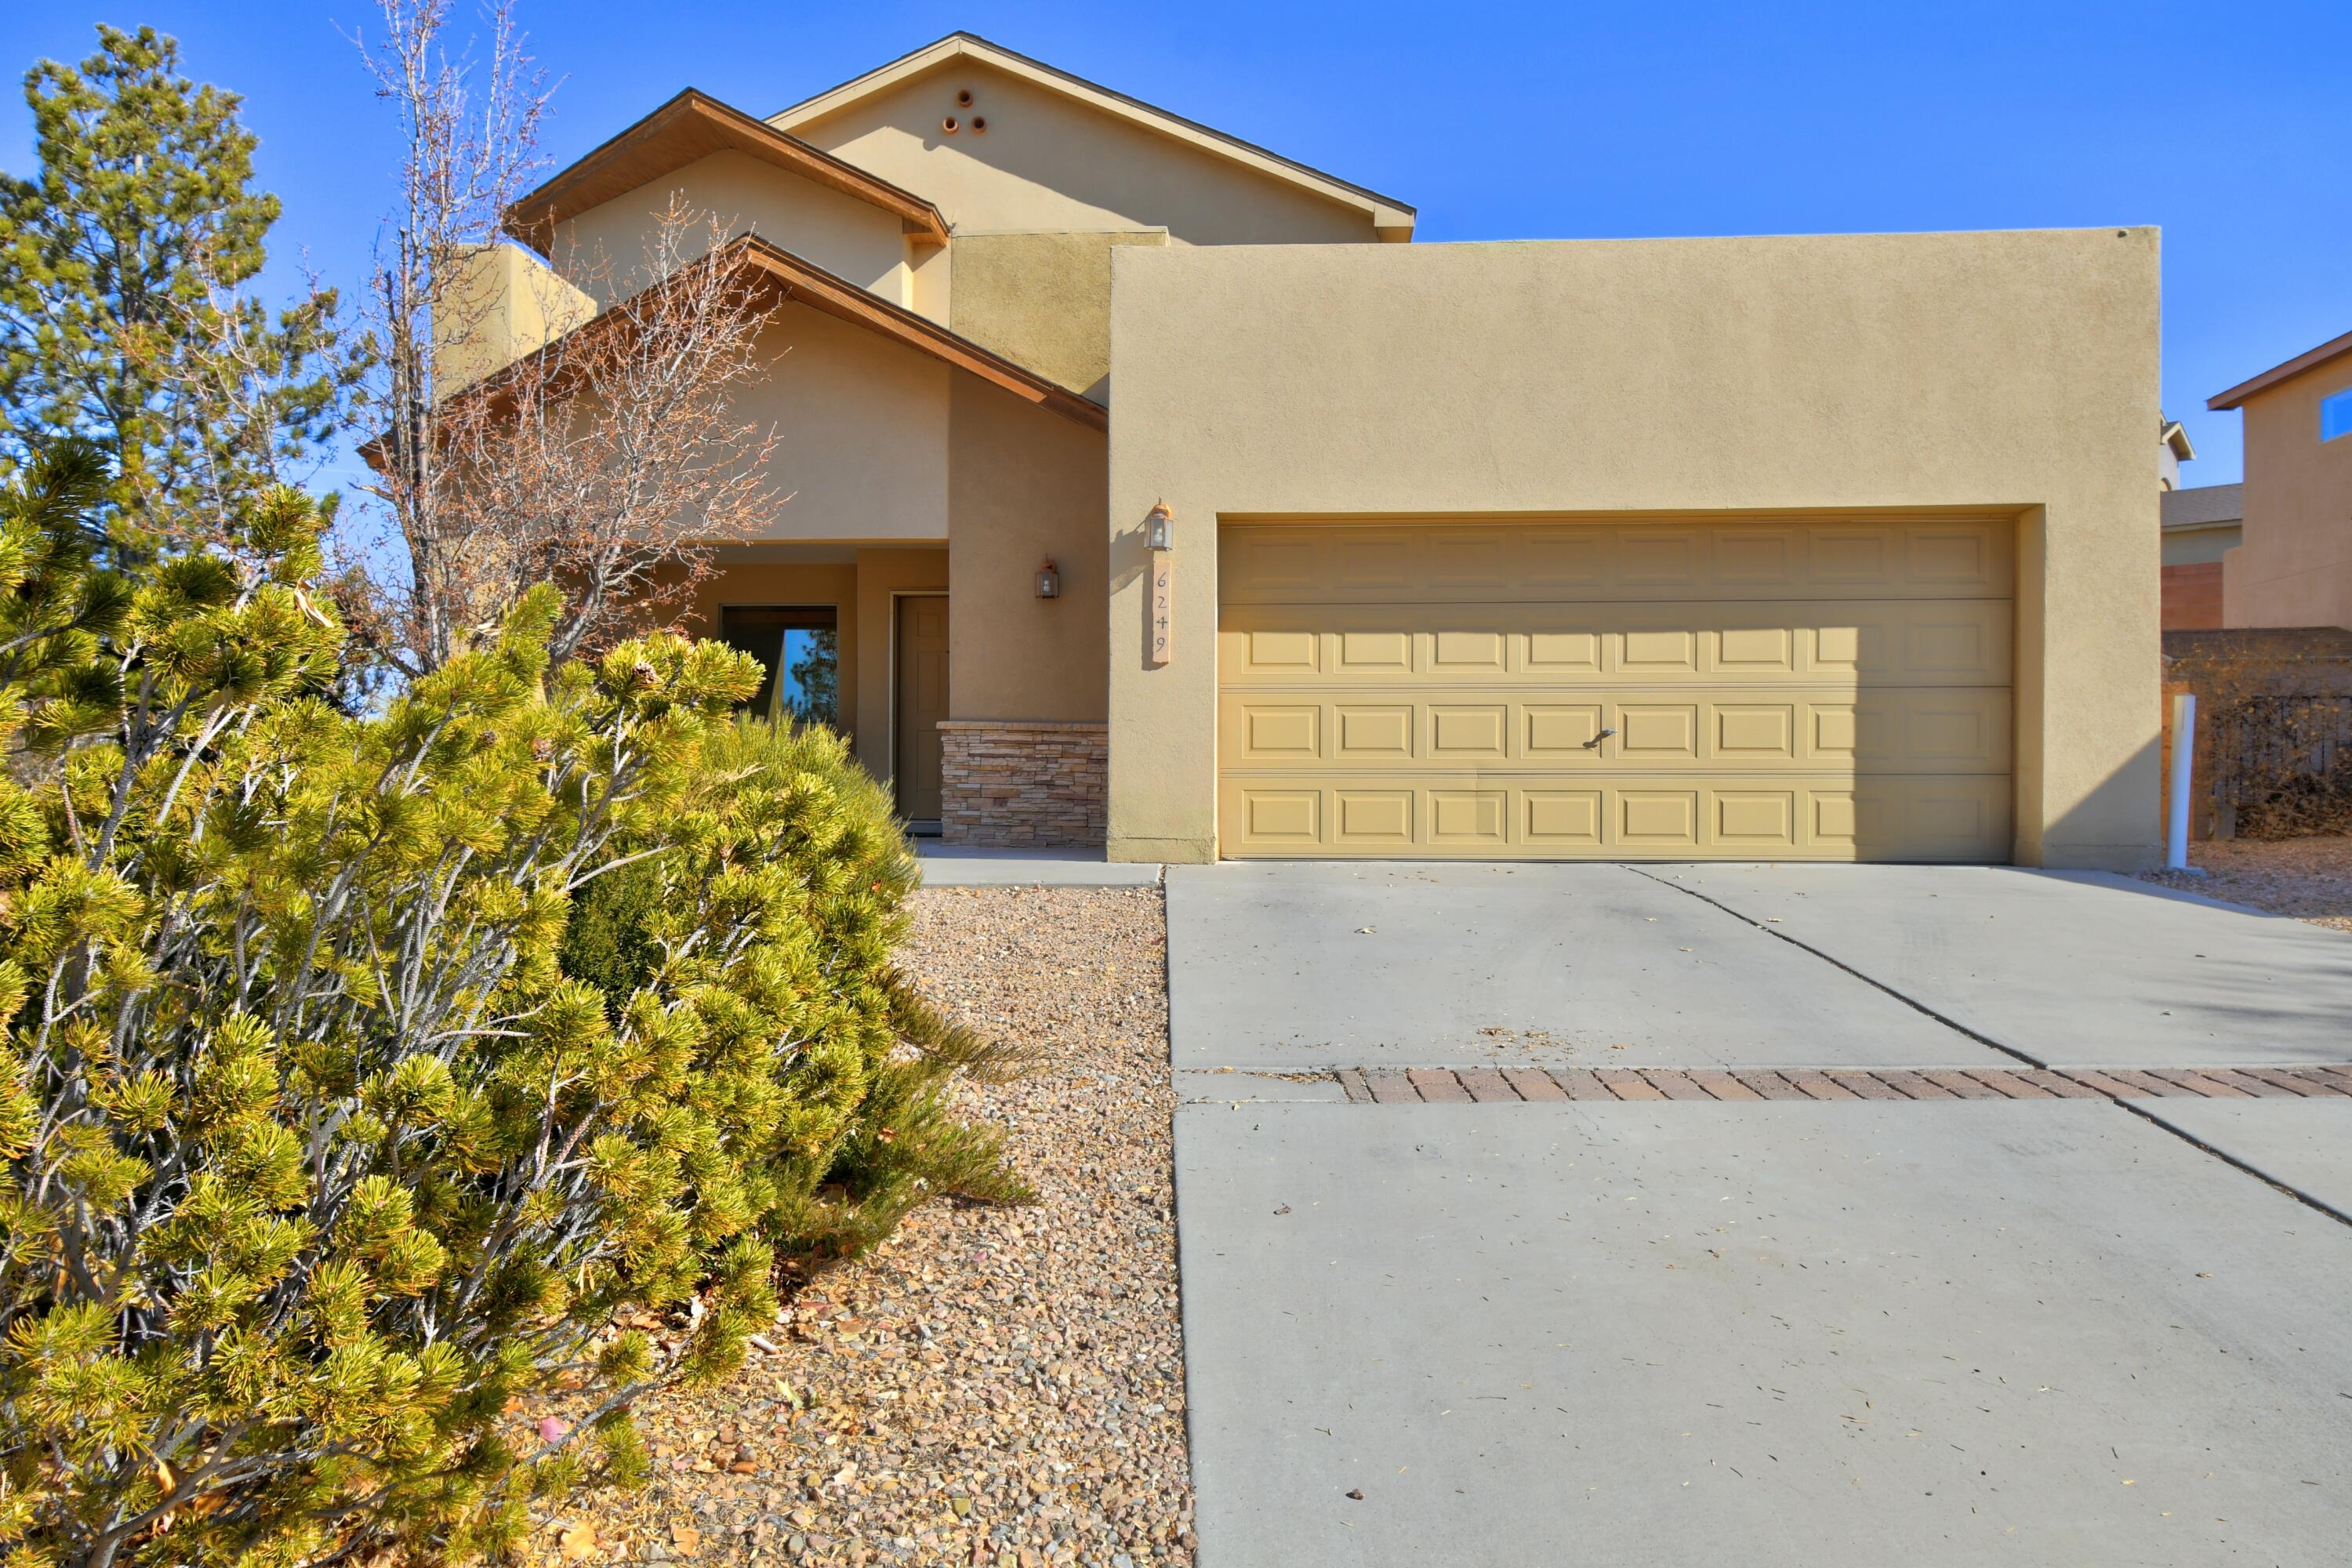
1167,862,2352,1567
914,843,1162,887
1645,863,2352,1067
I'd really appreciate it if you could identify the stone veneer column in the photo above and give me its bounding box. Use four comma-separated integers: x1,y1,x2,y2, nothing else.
937,720,1109,848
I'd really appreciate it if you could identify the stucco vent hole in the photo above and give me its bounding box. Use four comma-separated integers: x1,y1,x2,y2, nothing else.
942,115,960,134
971,115,987,132
956,88,974,107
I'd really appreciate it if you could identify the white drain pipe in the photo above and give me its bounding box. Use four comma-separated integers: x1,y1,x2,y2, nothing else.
2166,691,2197,870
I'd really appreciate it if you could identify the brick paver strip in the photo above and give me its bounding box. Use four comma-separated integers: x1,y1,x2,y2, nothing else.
1456,1068,1522,1102
1781,1070,1861,1102
1826,1071,1907,1101
2186,1069,2290,1097
2152,1069,2255,1098
1686,1069,1763,1102
1642,1069,1716,1101
1920,1070,2005,1099
2098,1069,2187,1097
1872,1069,1957,1100
1408,1069,1473,1103
2059,1069,2143,1097
1501,1067,1570,1101
2014,1069,2101,1098
1336,1063,2352,1105
1596,1069,1668,1101
1548,1069,1615,1100
2238,1066,2336,1098
1968,1070,2055,1100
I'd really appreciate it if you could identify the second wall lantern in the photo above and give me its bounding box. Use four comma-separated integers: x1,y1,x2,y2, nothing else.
1035,557,1061,598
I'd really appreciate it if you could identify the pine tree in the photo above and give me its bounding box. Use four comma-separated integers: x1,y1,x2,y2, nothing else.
0,25,355,563
0,442,1025,1564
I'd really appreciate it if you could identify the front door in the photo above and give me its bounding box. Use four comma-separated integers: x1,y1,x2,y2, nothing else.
895,595,950,827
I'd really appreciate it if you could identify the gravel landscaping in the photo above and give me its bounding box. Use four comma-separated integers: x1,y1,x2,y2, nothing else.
550,884,1190,1568
2143,834,2352,931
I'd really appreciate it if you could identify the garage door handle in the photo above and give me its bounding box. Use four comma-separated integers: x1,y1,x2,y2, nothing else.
1581,728,1617,751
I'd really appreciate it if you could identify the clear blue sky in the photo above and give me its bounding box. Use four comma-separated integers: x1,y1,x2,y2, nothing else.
5,0,2346,488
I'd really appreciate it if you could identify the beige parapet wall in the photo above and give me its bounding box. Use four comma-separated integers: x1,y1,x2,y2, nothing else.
433,243,597,394
1105,229,2162,869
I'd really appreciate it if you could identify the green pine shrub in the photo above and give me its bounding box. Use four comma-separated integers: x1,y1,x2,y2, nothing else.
0,445,1025,1566
566,717,1036,1268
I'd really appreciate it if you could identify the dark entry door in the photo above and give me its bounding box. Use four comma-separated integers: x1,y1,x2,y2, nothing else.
895,595,949,826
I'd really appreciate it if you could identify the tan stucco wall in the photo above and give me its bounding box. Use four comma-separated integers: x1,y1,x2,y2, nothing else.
555,148,912,306
733,302,951,542
786,59,1378,246
2220,363,2352,630
946,376,1109,723
434,243,595,393
949,228,1168,401
1105,230,2163,869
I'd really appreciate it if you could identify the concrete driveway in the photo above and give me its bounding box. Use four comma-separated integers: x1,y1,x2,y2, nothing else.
1167,862,2352,1566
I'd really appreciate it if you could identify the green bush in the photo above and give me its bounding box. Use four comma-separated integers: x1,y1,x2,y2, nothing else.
566,717,1033,1268
0,445,1023,1565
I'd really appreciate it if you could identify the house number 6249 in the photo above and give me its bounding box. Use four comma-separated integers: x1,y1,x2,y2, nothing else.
1149,560,1174,667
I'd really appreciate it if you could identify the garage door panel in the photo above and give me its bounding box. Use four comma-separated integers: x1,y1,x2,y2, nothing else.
1219,517,2013,862
1334,705,1414,761
1218,600,2010,687
1525,703,1608,757
1217,774,2012,859
1221,689,2008,774
1333,789,1415,847
1220,518,2016,604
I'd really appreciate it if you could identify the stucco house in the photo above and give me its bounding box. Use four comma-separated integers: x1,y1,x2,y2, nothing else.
2207,329,2352,633
476,32,2162,869
2159,482,2241,630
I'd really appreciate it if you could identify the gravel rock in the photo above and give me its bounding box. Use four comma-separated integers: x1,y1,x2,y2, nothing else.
561,886,1192,1567
2142,834,2352,931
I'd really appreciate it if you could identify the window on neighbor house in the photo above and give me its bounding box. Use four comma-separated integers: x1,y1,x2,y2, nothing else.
2323,387,2352,443
718,605,839,730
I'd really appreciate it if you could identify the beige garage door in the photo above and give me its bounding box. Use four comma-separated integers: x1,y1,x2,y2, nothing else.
1217,518,2014,861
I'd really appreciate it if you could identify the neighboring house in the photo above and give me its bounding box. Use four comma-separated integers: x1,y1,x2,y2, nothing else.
2209,328,2352,631
2160,482,2242,630
470,32,2161,869
2159,416,2194,490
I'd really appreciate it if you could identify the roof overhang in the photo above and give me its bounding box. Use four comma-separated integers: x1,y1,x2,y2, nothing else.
730,236,1106,429
771,33,1417,242
504,88,949,253
2161,419,2195,462
2209,328,2352,411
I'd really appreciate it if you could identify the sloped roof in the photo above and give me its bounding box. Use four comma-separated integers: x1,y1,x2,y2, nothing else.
2209,328,2352,411
504,89,949,253
769,32,1416,241
2160,482,2242,531
364,234,1105,474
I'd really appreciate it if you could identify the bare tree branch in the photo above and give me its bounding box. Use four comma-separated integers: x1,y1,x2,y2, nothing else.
340,0,781,679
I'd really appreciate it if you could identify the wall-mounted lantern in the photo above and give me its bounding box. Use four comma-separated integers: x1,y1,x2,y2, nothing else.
1145,500,1175,553
1035,557,1061,598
